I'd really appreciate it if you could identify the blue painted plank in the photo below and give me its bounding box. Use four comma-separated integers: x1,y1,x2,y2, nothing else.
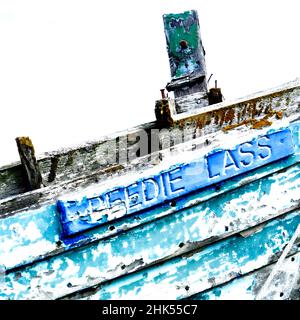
0,123,299,271
0,166,299,299
58,128,295,236
189,251,300,300
0,123,299,273
77,211,300,300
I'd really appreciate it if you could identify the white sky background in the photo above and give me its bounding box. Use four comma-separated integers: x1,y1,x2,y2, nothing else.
0,0,299,167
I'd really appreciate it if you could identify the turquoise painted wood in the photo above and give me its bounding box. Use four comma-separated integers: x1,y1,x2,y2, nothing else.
0,8,299,301
0,160,299,299
162,10,208,99
189,251,300,300
163,10,206,79
58,128,294,237
0,111,299,300
0,129,299,299
77,211,300,300
0,122,299,275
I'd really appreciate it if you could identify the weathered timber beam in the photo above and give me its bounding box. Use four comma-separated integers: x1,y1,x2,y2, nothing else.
1,205,299,300
163,10,209,113
155,78,300,128
15,137,43,191
1,140,299,274
0,79,299,201
189,251,300,300
61,211,300,300
256,223,300,300
1,117,299,219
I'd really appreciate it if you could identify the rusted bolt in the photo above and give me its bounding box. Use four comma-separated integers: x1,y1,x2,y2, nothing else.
170,200,176,207
56,240,62,247
160,89,166,99
179,40,188,49
215,184,221,191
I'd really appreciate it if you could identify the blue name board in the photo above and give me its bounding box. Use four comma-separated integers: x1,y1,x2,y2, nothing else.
57,128,295,236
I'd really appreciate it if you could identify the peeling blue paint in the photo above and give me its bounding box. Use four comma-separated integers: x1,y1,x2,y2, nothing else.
190,251,300,300
58,128,295,237
0,167,299,299
80,211,300,300
0,144,299,273
0,123,299,300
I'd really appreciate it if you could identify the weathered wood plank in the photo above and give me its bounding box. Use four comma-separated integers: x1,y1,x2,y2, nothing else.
1,118,299,218
163,10,208,101
0,124,300,269
58,128,294,236
157,78,300,128
15,137,43,191
67,211,300,300
0,90,298,300
255,223,300,299
0,164,299,300
0,121,299,273
189,251,300,300
1,79,299,201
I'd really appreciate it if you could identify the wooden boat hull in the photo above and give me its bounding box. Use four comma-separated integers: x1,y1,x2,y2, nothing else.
0,80,300,300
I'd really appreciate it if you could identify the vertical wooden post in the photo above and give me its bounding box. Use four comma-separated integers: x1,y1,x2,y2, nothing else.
163,10,208,104
15,137,43,191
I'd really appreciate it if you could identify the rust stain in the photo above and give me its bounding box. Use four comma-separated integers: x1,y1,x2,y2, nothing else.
214,111,219,125
222,117,273,132
224,108,235,123
276,111,283,119
205,114,212,126
170,86,294,133
222,119,253,132
17,137,34,150
219,110,226,126
196,115,205,129
251,118,272,129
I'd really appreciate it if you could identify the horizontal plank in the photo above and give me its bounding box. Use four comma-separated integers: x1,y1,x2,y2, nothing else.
0,164,299,299
189,251,300,300
1,79,300,200
68,210,300,300
0,131,299,273
0,121,156,200
58,128,294,236
1,118,299,218
0,139,300,270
